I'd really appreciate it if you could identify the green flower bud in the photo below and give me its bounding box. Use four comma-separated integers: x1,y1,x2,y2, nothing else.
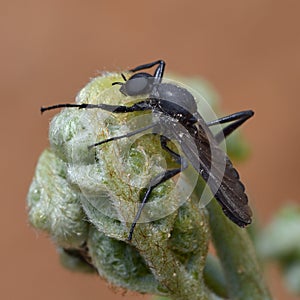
28,73,212,298
27,71,270,299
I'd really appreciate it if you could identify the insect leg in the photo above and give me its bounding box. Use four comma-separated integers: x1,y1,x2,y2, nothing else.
128,135,187,241
128,165,187,241
160,136,182,164
207,110,254,143
129,60,165,83
88,123,158,149
41,100,152,114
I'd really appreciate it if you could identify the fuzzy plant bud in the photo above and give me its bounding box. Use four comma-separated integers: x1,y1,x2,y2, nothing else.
28,73,213,298
28,71,271,300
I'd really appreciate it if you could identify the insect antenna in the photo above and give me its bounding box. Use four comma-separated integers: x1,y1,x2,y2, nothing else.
111,82,123,86
121,73,127,81
111,73,127,86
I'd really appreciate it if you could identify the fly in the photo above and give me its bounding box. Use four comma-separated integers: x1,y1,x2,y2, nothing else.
41,60,254,241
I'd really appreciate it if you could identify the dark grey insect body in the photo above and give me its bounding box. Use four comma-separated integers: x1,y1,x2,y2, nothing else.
41,60,254,241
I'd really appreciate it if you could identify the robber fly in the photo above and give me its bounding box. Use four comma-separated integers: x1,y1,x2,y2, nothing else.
41,60,253,241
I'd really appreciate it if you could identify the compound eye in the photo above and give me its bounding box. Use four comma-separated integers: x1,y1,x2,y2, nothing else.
121,72,153,96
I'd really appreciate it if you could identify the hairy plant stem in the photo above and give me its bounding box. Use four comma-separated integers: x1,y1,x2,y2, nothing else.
207,200,272,300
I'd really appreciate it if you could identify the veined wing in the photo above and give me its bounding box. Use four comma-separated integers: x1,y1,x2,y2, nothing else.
173,112,252,226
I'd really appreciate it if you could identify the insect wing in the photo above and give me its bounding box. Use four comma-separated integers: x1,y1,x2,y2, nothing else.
174,114,252,226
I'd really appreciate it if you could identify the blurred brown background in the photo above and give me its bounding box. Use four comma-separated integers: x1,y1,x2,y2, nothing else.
2,0,299,299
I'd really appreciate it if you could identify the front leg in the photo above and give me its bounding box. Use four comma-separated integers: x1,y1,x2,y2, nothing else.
41,100,152,114
129,60,166,84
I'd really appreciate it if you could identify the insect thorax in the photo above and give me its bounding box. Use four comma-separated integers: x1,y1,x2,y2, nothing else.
153,83,198,115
